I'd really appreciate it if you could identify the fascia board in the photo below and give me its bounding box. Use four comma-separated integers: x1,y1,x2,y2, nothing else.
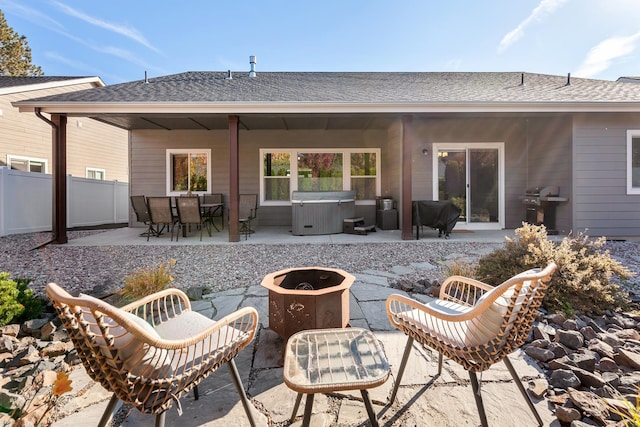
13,100,640,114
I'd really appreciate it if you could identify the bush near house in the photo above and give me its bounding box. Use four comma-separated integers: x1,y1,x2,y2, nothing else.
474,223,633,316
0,272,43,327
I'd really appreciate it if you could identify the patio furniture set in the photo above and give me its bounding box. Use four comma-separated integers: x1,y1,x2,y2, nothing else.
46,262,556,427
130,194,259,241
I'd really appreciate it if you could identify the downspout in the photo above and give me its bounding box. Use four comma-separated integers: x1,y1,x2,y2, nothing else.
33,108,58,249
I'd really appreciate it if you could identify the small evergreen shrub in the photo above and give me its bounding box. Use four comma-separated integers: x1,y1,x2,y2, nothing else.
0,273,43,326
121,260,176,302
475,223,633,316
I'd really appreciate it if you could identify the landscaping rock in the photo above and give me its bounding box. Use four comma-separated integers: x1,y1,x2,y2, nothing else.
614,348,640,370
550,369,581,389
556,329,584,350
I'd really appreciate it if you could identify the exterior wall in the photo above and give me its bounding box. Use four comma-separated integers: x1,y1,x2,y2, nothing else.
572,113,640,238
130,128,387,226
407,116,572,231
526,116,573,234
0,83,128,181
411,116,529,228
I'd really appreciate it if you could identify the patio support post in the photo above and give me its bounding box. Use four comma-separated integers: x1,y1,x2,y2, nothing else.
228,115,240,242
35,110,68,245
401,115,413,240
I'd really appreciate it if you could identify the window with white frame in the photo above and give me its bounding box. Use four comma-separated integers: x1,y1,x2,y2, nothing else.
86,168,105,180
7,155,48,173
261,148,380,205
166,149,211,195
628,130,640,195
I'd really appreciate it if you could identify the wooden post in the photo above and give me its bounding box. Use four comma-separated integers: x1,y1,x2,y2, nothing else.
401,115,413,240
228,115,240,242
52,114,68,244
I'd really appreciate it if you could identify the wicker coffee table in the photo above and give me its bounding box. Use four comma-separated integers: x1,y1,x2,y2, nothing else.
283,327,390,427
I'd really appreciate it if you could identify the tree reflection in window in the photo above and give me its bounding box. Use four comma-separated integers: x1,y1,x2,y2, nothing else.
264,152,290,201
171,152,208,192
297,152,343,191
350,152,376,199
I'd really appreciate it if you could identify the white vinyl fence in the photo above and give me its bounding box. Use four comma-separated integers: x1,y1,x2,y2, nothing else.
0,167,128,237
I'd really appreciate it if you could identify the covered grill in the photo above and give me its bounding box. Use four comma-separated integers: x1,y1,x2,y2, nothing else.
522,186,567,234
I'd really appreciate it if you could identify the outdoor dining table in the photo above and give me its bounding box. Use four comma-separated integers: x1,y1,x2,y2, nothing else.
201,202,223,232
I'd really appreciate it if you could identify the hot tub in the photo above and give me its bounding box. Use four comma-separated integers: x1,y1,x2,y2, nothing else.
291,190,356,235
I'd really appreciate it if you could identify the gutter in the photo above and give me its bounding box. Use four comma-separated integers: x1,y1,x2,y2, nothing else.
31,107,58,250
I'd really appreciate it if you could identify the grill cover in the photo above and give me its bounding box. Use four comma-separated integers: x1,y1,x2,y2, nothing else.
412,200,461,239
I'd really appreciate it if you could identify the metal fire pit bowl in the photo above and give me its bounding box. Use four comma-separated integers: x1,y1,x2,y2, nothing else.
261,267,355,339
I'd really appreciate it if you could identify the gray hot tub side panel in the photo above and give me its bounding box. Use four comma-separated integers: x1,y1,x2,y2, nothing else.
291,191,356,235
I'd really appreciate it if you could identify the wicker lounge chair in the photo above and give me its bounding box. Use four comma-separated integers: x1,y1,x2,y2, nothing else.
386,263,557,427
46,283,259,427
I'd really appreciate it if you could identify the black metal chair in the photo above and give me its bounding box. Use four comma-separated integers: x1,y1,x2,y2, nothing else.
202,193,225,230
146,197,177,241
239,194,258,239
130,195,156,237
175,196,210,241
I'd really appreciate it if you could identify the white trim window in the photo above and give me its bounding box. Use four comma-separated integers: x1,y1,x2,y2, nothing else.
260,148,381,205
627,130,640,195
7,155,48,173
86,167,106,180
166,149,211,196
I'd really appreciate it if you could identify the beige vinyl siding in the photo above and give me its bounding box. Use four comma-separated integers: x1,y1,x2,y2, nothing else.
0,82,128,181
130,128,386,226
572,113,640,238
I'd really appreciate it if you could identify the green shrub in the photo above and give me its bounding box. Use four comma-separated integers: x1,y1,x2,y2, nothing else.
0,273,43,326
121,260,176,302
475,223,633,316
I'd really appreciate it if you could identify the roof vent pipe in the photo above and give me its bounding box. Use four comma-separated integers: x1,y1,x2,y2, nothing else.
520,73,525,86
249,55,257,77
566,72,571,86
144,71,149,84
226,70,232,80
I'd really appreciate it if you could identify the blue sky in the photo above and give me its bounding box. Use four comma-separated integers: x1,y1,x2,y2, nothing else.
1,0,640,85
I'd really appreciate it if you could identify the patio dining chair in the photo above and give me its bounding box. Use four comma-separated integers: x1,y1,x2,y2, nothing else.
130,195,156,237
146,197,177,241
202,193,225,230
386,263,557,427
239,194,258,239
175,196,210,241
46,283,259,427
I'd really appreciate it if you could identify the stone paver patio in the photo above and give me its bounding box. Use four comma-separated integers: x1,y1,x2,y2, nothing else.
51,265,559,427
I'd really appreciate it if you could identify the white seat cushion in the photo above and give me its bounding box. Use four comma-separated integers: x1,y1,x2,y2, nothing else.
78,293,171,378
154,311,247,375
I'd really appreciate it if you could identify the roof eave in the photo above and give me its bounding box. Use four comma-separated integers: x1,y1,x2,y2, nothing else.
0,77,105,96
13,101,640,115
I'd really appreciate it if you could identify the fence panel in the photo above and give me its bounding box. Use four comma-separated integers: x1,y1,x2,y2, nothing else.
0,167,128,236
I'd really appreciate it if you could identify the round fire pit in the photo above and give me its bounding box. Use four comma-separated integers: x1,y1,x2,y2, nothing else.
261,267,355,339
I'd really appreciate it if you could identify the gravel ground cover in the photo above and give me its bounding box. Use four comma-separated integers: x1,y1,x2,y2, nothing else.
0,230,638,298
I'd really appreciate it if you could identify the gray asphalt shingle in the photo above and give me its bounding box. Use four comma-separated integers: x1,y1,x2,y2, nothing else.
16,71,640,105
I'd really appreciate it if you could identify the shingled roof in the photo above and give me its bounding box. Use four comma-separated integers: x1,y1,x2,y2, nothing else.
13,71,640,114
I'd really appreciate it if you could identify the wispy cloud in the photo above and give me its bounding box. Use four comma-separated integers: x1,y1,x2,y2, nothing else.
498,0,569,54
51,0,161,54
574,31,640,78
0,0,65,31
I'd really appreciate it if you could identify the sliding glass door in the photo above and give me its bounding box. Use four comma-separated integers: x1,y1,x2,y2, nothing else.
433,143,504,229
